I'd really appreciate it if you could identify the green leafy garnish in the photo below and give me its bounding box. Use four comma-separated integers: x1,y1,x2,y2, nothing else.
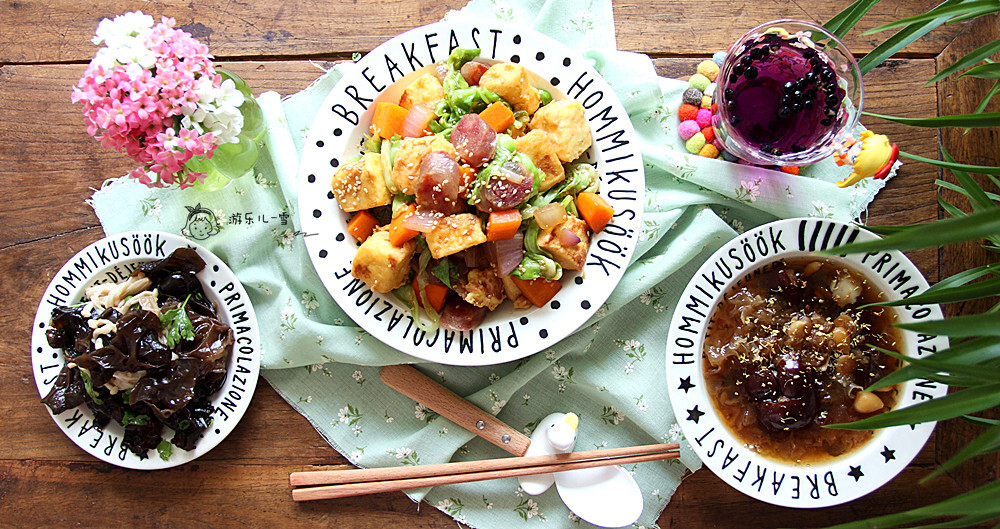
512,221,562,280
178,419,191,431
160,294,195,348
156,440,173,461
431,259,456,289
121,410,150,427
78,369,104,405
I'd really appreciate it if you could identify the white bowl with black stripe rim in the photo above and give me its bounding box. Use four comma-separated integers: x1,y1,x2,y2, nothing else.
665,217,949,508
31,231,261,469
297,20,644,366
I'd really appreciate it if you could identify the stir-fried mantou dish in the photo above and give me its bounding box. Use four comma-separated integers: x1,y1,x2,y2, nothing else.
41,248,234,460
331,48,614,331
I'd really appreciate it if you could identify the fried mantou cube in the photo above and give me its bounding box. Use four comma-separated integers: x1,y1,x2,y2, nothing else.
425,213,488,259
515,129,565,191
479,63,540,115
391,135,457,195
528,99,592,162
399,73,444,111
537,216,590,271
330,153,392,212
351,229,415,293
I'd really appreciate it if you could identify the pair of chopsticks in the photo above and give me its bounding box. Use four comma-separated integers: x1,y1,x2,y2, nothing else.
290,442,679,502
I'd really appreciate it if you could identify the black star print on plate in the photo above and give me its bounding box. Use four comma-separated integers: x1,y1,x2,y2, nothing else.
881,446,896,463
848,465,864,482
678,377,695,393
686,405,705,424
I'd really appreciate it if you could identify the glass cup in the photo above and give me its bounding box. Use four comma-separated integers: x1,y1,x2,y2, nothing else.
712,19,863,166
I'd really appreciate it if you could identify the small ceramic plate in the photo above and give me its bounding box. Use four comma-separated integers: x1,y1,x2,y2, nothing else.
31,231,261,470
665,218,949,508
298,20,644,366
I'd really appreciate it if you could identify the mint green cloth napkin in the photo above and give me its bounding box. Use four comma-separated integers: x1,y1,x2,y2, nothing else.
90,1,890,527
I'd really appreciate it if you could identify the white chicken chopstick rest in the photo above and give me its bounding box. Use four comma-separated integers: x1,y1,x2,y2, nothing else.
518,412,644,528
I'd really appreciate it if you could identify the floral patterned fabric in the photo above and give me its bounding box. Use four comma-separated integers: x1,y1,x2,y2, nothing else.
90,1,890,528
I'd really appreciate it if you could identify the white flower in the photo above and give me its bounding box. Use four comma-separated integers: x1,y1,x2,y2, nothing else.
558,383,567,392
569,512,580,522
414,404,428,420
351,424,362,436
350,450,363,463
552,365,569,380
437,499,453,510
491,400,507,415
652,489,660,496
309,364,322,373
625,362,635,374
638,401,649,412
525,499,540,518
545,350,555,361
488,372,500,384
393,447,413,459
352,370,363,381
639,291,652,305
338,407,351,424
622,339,641,352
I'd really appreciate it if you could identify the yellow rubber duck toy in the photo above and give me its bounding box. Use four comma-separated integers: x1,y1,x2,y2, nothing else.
833,130,899,187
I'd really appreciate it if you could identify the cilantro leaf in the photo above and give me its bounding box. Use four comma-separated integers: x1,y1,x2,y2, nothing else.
160,294,195,348
78,369,104,405
122,410,150,427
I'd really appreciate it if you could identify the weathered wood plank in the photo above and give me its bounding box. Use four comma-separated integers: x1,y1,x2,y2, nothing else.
934,13,1000,492
0,0,961,64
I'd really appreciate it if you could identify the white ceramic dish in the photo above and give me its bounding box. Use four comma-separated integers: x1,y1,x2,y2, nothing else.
298,21,644,366
665,217,949,507
31,231,261,470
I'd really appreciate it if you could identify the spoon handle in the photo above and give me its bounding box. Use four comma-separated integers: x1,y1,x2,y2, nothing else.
379,364,531,456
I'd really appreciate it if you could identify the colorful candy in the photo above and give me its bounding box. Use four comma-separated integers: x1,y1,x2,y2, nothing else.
679,120,701,141
685,132,706,154
695,108,713,128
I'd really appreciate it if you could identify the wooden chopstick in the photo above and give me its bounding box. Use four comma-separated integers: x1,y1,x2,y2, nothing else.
290,442,679,502
290,442,678,487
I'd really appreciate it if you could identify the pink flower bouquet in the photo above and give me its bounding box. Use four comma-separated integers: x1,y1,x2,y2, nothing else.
71,12,264,190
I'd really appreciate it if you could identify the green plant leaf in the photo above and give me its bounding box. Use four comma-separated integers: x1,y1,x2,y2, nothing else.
963,415,1000,427
939,191,970,219
941,146,999,216
863,0,999,33
875,276,1000,306
829,382,1000,430
925,262,1000,294
821,480,1000,529
902,150,1000,174
824,208,1000,255
906,511,1000,529
857,0,967,75
921,421,1000,482
964,79,1000,134
879,348,1000,386
936,180,1000,204
897,312,1000,337
960,62,1000,80
863,111,1000,128
927,37,1000,84
825,0,884,39
871,336,998,391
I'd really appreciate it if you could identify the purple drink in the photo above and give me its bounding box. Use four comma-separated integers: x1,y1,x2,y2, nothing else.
713,21,862,166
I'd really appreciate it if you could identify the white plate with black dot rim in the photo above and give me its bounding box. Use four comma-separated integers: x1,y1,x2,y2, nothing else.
665,217,949,507
298,21,644,366
31,231,261,469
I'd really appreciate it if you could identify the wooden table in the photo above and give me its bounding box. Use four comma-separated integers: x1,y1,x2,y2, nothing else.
2,1,997,527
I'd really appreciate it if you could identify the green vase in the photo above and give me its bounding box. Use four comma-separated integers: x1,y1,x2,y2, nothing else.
189,69,266,192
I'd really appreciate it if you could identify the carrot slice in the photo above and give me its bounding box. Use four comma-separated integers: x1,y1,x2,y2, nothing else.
413,275,449,313
371,102,409,139
388,204,419,246
347,210,379,242
486,209,522,241
576,192,614,233
479,101,515,133
511,277,563,308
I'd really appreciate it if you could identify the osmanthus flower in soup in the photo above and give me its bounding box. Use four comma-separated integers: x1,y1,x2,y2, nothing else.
703,258,901,464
